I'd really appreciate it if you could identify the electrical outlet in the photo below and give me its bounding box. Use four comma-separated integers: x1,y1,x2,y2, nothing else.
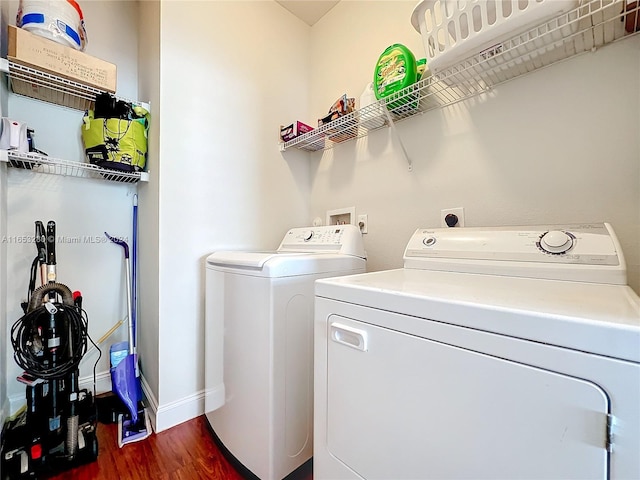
441,207,465,227
358,214,368,234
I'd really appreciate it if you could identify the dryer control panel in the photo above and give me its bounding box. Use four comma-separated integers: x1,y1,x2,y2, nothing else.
278,225,367,258
404,223,626,284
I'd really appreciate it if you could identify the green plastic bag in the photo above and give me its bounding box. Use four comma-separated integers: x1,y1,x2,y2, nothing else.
82,105,150,172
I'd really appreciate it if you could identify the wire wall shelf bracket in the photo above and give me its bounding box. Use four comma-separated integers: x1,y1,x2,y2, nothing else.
0,150,150,184
280,0,639,161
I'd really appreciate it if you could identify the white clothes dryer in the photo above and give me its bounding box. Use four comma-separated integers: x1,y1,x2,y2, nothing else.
205,225,366,480
314,223,640,480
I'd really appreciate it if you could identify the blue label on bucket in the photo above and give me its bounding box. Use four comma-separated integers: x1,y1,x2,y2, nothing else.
21,12,45,25
57,19,81,47
20,13,81,48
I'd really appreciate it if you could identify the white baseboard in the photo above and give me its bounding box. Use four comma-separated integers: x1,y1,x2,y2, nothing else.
140,374,158,433
1,396,9,429
8,393,25,417
204,384,225,413
79,370,113,396
5,370,205,436
88,374,206,435
8,370,113,417
152,387,205,433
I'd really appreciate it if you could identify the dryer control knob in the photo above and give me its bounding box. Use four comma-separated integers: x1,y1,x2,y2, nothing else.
302,230,314,241
423,236,436,247
539,230,573,254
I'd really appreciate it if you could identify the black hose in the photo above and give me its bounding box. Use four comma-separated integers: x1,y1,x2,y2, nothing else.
11,303,89,380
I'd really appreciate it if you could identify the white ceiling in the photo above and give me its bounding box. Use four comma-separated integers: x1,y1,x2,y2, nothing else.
275,0,340,26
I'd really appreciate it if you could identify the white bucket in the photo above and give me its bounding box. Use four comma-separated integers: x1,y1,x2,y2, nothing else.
17,0,87,51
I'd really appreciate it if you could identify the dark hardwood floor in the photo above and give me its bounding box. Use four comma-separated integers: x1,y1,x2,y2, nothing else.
42,415,272,480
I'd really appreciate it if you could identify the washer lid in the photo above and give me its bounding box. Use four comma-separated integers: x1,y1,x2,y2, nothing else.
205,224,367,277
315,268,640,362
207,251,285,269
207,251,366,277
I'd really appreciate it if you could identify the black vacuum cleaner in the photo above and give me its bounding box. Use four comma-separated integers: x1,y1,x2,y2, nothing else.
1,221,99,479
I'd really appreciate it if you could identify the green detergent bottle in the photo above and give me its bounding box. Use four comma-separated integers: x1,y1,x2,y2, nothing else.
416,58,428,81
374,43,417,113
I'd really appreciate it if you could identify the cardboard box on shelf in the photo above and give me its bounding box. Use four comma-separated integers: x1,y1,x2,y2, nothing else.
9,80,94,110
8,24,117,93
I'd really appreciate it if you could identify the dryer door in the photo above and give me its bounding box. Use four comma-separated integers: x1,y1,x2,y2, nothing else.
326,316,610,480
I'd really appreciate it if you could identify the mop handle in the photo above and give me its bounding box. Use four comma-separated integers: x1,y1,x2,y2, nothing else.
105,232,134,356
105,233,129,258
123,258,134,356
132,194,138,353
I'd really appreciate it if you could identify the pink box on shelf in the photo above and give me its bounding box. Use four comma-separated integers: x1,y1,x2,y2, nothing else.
280,121,314,142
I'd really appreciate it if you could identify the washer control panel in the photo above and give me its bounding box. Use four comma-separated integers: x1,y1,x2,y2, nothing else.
537,230,575,255
278,225,367,258
404,223,626,284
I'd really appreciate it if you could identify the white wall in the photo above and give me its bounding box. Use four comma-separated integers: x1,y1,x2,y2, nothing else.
153,1,311,430
136,0,161,428
0,0,9,428
0,162,6,425
3,0,141,410
308,1,640,295
0,165,6,426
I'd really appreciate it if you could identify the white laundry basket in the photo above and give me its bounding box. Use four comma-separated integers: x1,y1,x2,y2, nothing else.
411,0,581,83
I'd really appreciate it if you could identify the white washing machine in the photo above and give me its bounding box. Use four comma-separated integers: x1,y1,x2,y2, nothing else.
314,223,640,480
204,225,366,480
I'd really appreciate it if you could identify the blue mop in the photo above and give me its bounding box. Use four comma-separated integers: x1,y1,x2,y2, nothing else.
106,195,150,447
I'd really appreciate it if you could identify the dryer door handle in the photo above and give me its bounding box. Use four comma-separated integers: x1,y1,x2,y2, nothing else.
330,322,368,352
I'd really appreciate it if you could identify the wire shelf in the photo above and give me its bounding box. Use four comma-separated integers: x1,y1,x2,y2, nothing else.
7,60,102,111
281,0,639,153
0,150,149,184
2,59,150,112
